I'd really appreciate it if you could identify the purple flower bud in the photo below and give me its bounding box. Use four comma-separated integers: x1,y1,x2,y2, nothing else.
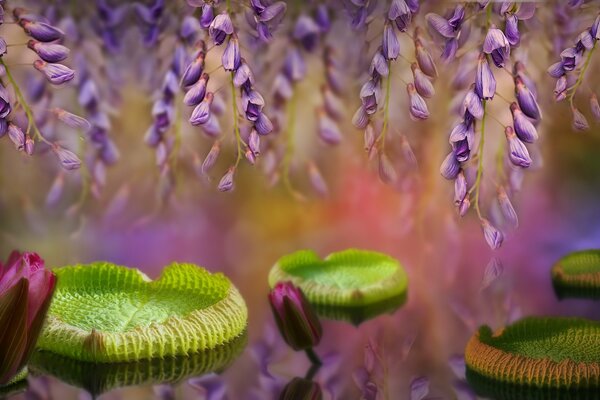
180,16,202,44
222,36,241,71
510,103,538,143
415,39,437,78
448,5,465,30
464,89,484,120
407,83,429,120
553,76,567,102
201,141,220,175
24,136,34,155
378,153,398,184
360,79,379,115
426,13,454,38
233,61,254,89
352,106,369,129
218,167,235,192
308,162,328,197
442,38,459,62
0,86,11,119
248,129,260,155
382,23,400,60
389,0,411,32
318,113,342,145
452,138,470,162
183,73,209,106
27,40,69,63
504,14,520,47
144,124,162,147
560,47,579,72
244,148,256,165
190,92,213,126
440,152,460,180
591,93,600,121
364,124,377,152
268,281,322,351
200,4,214,28
481,218,503,249
498,186,518,228
53,108,91,131
242,90,265,122
255,112,273,135
33,61,75,85
454,170,467,205
505,126,531,168
322,87,344,120
273,73,293,101
258,2,286,23
449,122,470,143
412,63,434,98
293,15,321,52
0,119,8,138
7,123,25,151
406,0,419,13
180,53,205,88
78,79,99,110
591,14,600,40
201,114,221,137
284,47,306,82
576,30,594,51
547,61,565,78
370,51,389,78
20,20,64,42
0,38,6,57
209,13,234,45
53,145,81,170
475,54,496,100
483,27,510,68
515,77,541,120
571,106,590,131
459,196,471,217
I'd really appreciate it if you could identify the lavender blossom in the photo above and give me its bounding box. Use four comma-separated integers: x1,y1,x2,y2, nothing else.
475,54,495,100
33,61,75,85
505,126,532,168
407,83,429,120
483,27,510,68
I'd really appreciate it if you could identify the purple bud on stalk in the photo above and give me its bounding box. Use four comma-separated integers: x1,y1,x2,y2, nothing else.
475,54,496,100
0,86,12,119
27,41,70,63
370,51,389,78
454,170,467,205
459,196,471,217
180,53,205,88
591,14,600,40
183,73,209,106
7,123,25,151
200,4,215,29
0,38,6,57
464,89,484,120
218,167,235,192
20,20,64,42
553,76,567,102
515,77,541,120
411,63,434,98
360,80,379,115
315,5,331,33
442,38,459,62
426,13,454,38
222,35,241,71
440,152,460,180
202,141,220,175
547,61,565,78
53,145,81,170
269,281,322,352
560,47,579,72
255,112,273,135
308,162,328,197
576,30,594,51
33,61,75,85
481,218,504,249
382,23,400,60
452,138,470,162
498,186,518,228
24,136,34,155
233,61,254,89
352,106,369,129
0,120,8,138
407,83,429,120
571,107,590,131
389,0,412,32
242,90,265,122
284,47,306,82
209,13,234,46
318,113,342,145
505,126,531,168
248,130,260,155
190,92,213,126
590,93,600,121
415,39,437,78
364,124,377,152
504,14,520,47
510,103,538,143
201,114,221,137
244,148,256,165
483,27,510,68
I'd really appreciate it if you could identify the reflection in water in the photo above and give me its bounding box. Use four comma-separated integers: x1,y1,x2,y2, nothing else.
314,293,407,325
466,368,600,400
278,364,323,400
0,378,27,399
28,332,247,397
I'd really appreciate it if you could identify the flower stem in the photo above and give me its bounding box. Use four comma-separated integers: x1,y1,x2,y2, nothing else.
377,60,393,151
472,100,487,220
568,42,597,106
304,347,322,366
230,72,243,167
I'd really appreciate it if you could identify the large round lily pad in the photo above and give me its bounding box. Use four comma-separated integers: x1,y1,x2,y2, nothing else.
268,249,408,308
38,262,247,362
552,249,600,299
465,317,600,388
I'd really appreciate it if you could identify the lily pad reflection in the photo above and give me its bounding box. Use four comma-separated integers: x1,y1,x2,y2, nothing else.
314,292,407,325
552,250,600,300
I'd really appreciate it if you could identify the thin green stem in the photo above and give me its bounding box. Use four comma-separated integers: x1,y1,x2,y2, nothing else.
229,73,243,167
304,347,322,366
471,100,487,220
377,60,393,151
568,42,597,106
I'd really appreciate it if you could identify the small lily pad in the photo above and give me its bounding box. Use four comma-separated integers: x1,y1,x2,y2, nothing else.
465,317,600,389
268,249,408,308
552,249,600,299
38,262,247,362
29,333,246,396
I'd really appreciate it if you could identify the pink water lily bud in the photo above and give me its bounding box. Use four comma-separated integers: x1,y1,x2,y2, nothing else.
268,281,322,352
0,251,56,384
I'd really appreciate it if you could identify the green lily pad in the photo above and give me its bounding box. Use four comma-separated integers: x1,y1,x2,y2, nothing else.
29,332,246,396
268,249,408,308
38,262,247,362
552,250,600,299
465,317,600,389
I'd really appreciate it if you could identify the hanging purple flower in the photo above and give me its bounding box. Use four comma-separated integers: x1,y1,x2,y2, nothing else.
415,39,437,78
189,92,213,126
504,14,520,47
382,23,400,60
360,80,379,115
222,35,241,71
505,126,531,168
218,167,236,192
407,83,429,120
7,123,25,151
510,103,538,143
514,77,541,120
53,145,82,170
19,20,64,42
571,106,590,131
483,27,510,68
180,52,205,88
242,90,265,122
33,61,75,85
293,15,321,52
440,152,461,180
498,186,518,228
481,218,504,249
318,113,342,145
412,63,434,98
183,73,209,106
209,13,234,45
475,54,496,100
388,0,411,32
27,41,70,63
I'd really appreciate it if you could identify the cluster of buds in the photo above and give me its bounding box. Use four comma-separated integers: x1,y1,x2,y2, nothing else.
438,3,539,250
0,251,56,385
133,0,165,48
548,13,600,130
352,0,432,186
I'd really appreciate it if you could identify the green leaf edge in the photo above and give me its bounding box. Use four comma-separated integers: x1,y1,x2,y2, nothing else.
268,249,408,307
552,249,600,299
465,317,600,388
38,262,248,363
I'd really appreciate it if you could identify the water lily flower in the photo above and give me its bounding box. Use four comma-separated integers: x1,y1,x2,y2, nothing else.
0,251,56,384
